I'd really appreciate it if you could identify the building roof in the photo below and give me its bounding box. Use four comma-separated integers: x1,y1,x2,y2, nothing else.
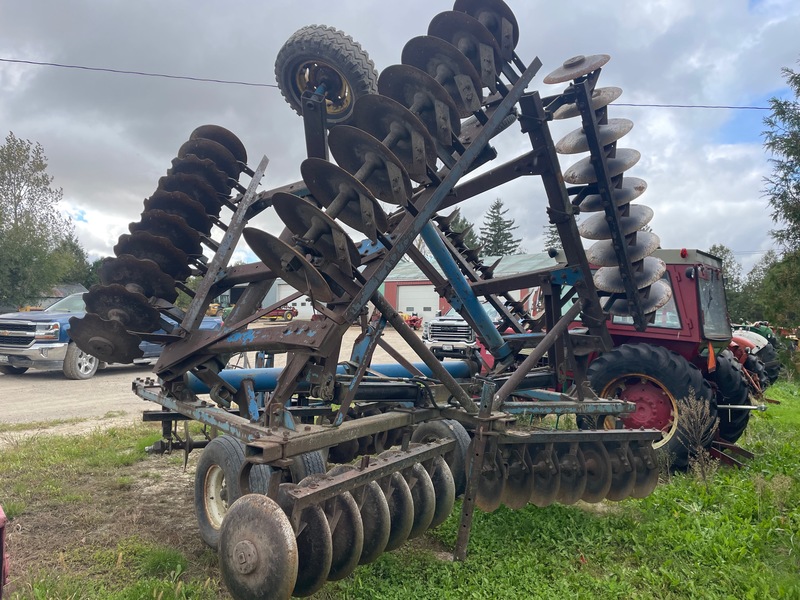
387,253,558,282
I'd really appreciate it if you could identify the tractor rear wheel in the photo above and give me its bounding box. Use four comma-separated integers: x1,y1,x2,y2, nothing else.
579,343,716,468
712,350,751,443
755,342,781,385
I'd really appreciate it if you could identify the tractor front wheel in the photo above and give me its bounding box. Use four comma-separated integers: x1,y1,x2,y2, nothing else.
579,343,716,468
713,350,751,443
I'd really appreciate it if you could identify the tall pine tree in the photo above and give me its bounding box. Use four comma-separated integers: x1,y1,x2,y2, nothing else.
479,198,522,256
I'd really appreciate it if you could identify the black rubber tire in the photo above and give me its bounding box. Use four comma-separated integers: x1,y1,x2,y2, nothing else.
62,342,99,380
283,311,294,322
712,350,751,443
194,436,272,549
755,343,781,385
581,344,716,469
289,450,327,482
411,419,471,496
0,365,28,375
744,355,770,393
274,25,378,127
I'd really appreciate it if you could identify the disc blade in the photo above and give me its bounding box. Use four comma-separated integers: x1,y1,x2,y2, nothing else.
98,255,178,303
579,441,613,503
529,445,560,507
556,118,633,155
190,124,247,165
579,204,654,240
577,177,647,213
564,148,641,185
499,445,534,510
586,231,660,267
544,54,611,85
606,445,637,501
83,284,161,332
427,456,456,529
552,86,622,120
594,257,666,294
473,442,506,513
555,445,587,505
630,443,660,499
68,313,143,364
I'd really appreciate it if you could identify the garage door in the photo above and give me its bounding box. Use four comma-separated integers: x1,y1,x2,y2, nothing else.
277,283,314,319
397,285,440,322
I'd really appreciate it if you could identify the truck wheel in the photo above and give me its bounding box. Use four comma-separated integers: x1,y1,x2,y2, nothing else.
580,344,716,469
194,436,272,549
62,342,99,380
0,365,28,375
713,350,751,443
755,343,781,385
411,419,471,496
283,311,294,322
274,25,378,127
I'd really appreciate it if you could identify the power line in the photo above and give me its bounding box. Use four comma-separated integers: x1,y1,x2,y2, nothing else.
0,57,773,109
0,57,279,88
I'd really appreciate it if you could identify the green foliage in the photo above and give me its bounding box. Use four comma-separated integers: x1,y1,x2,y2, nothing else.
760,251,800,324
542,223,562,253
763,62,800,252
0,132,75,307
739,250,779,322
449,210,479,251
478,198,522,257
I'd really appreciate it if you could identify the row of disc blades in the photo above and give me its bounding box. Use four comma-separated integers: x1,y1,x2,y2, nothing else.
547,57,671,317
475,440,659,512
220,451,456,599
68,125,249,365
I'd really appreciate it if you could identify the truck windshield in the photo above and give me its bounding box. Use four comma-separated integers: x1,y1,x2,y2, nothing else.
697,268,731,340
45,294,86,313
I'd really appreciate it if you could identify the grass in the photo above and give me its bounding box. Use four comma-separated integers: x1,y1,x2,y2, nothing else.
1,388,799,599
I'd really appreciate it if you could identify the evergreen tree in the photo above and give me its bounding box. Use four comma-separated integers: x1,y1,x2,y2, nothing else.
542,223,562,253
478,198,522,256
450,211,479,250
708,243,744,320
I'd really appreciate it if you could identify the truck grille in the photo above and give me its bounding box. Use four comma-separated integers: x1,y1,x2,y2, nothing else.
429,323,474,343
0,320,35,348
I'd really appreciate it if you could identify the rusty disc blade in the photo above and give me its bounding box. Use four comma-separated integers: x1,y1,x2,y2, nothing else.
555,445,587,505
131,209,203,257
428,10,503,90
327,125,413,205
377,64,462,145
563,148,641,185
427,456,456,529
579,204,654,240
218,494,298,600
178,137,240,180
276,483,332,597
552,86,622,120
114,231,191,282
405,462,436,538
84,284,161,332
98,255,178,303
352,94,438,182
144,190,212,235
190,124,247,165
472,442,506,513
606,445,637,501
158,173,222,217
298,475,363,582
327,465,391,566
529,445,560,507
243,227,334,303
169,154,231,197
68,313,143,364
543,53,611,85
577,176,647,213
453,0,519,59
556,118,634,155
402,35,483,117
381,471,414,551
579,441,613,503
301,158,388,237
594,256,666,294
500,445,534,510
630,443,660,499
272,192,360,270
586,231,661,267
606,279,673,317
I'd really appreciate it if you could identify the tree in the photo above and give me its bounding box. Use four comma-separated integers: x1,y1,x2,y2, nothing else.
478,198,522,257
739,250,778,322
56,233,92,285
542,223,562,253
763,62,800,251
0,132,73,307
708,243,745,320
449,211,480,251
761,251,800,324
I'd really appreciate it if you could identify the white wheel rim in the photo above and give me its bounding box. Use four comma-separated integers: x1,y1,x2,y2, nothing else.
204,464,229,529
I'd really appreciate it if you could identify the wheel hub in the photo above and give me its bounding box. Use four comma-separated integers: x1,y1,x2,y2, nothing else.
618,380,674,434
233,540,258,575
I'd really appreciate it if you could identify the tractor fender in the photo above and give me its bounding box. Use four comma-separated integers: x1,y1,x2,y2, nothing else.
732,330,769,353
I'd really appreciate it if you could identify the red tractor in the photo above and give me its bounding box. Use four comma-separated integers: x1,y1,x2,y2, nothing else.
578,248,768,467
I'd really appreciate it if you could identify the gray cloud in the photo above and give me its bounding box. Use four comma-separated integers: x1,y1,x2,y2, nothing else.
1,0,797,276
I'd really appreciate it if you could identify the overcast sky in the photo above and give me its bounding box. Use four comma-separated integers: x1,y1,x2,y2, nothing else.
1,0,798,275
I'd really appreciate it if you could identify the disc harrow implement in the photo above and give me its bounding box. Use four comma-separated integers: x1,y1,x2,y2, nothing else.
69,2,670,598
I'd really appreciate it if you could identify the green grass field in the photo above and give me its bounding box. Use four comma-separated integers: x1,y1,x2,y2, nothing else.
1,384,798,599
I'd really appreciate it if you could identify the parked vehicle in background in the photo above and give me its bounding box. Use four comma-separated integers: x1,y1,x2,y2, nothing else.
422,306,478,360
399,311,422,330
262,305,297,321
0,293,222,380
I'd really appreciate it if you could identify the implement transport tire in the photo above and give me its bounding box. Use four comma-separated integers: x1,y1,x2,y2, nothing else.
275,25,378,127
411,419,471,496
194,436,272,549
